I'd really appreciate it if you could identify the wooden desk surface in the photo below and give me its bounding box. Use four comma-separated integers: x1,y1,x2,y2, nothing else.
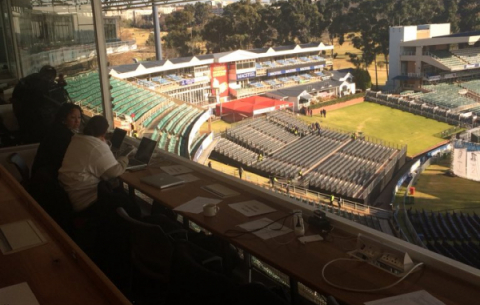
0,165,130,305
121,165,480,305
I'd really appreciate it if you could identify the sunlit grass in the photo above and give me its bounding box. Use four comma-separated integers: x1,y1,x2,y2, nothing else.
200,120,231,134
299,102,452,157
412,158,480,214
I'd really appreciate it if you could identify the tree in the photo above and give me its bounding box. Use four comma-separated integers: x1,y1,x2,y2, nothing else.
163,30,191,57
194,2,213,27
438,0,460,33
163,10,194,57
459,0,480,32
347,2,379,69
273,0,321,45
252,5,279,47
164,5,212,57
346,53,361,69
352,68,372,91
202,16,233,53
222,0,261,49
316,0,352,54
372,18,390,80
164,9,194,32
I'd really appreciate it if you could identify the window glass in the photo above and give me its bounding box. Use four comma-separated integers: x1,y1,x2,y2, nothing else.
11,0,97,77
1,0,17,78
9,0,107,113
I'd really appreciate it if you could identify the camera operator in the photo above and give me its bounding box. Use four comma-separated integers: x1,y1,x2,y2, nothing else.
12,65,68,143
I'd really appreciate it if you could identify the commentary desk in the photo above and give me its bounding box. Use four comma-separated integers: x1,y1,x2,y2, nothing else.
121,162,480,305
0,165,130,305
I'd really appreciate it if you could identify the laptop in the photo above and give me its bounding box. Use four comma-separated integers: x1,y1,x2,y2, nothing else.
140,172,185,189
110,128,127,154
126,137,157,171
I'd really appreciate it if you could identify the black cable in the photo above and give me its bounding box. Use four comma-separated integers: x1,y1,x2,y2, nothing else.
272,212,292,231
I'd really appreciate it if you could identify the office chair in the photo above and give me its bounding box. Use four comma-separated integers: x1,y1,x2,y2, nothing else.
0,117,19,147
116,207,233,304
7,152,30,188
117,206,175,283
29,166,74,236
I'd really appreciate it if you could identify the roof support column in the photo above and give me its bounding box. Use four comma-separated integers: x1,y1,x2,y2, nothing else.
153,5,162,60
91,0,114,128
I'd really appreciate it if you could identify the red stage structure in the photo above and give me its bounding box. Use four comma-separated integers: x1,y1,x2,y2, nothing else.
216,96,293,123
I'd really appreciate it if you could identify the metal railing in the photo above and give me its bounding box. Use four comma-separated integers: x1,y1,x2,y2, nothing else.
206,161,392,219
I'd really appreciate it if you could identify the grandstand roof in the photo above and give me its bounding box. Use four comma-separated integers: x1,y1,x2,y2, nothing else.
215,96,292,122
437,30,480,38
267,78,344,98
214,50,258,63
331,69,354,81
401,32,480,47
273,45,297,51
195,54,215,60
267,61,326,73
141,60,169,68
249,47,271,54
170,56,196,64
109,42,333,79
111,63,141,73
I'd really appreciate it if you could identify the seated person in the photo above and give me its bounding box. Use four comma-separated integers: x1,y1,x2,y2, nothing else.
31,103,83,178
59,115,139,218
12,65,67,143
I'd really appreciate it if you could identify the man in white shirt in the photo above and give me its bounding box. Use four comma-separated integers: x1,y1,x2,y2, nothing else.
59,116,137,216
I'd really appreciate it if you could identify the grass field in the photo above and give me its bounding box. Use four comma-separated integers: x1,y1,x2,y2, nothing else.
412,158,480,215
202,102,451,157
199,119,231,134
300,102,452,157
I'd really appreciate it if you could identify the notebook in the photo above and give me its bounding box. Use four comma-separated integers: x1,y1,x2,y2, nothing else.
140,172,185,189
126,137,157,171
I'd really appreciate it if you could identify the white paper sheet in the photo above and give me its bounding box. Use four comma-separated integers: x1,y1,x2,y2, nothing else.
173,197,221,214
229,200,276,217
0,282,40,305
237,218,292,240
364,290,445,305
0,220,47,254
161,165,193,175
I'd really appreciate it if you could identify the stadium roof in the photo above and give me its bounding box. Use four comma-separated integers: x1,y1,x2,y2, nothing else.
401,32,480,47
110,63,141,73
109,43,333,78
267,78,344,98
330,69,354,81
437,30,480,38
141,60,168,68
214,50,258,63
